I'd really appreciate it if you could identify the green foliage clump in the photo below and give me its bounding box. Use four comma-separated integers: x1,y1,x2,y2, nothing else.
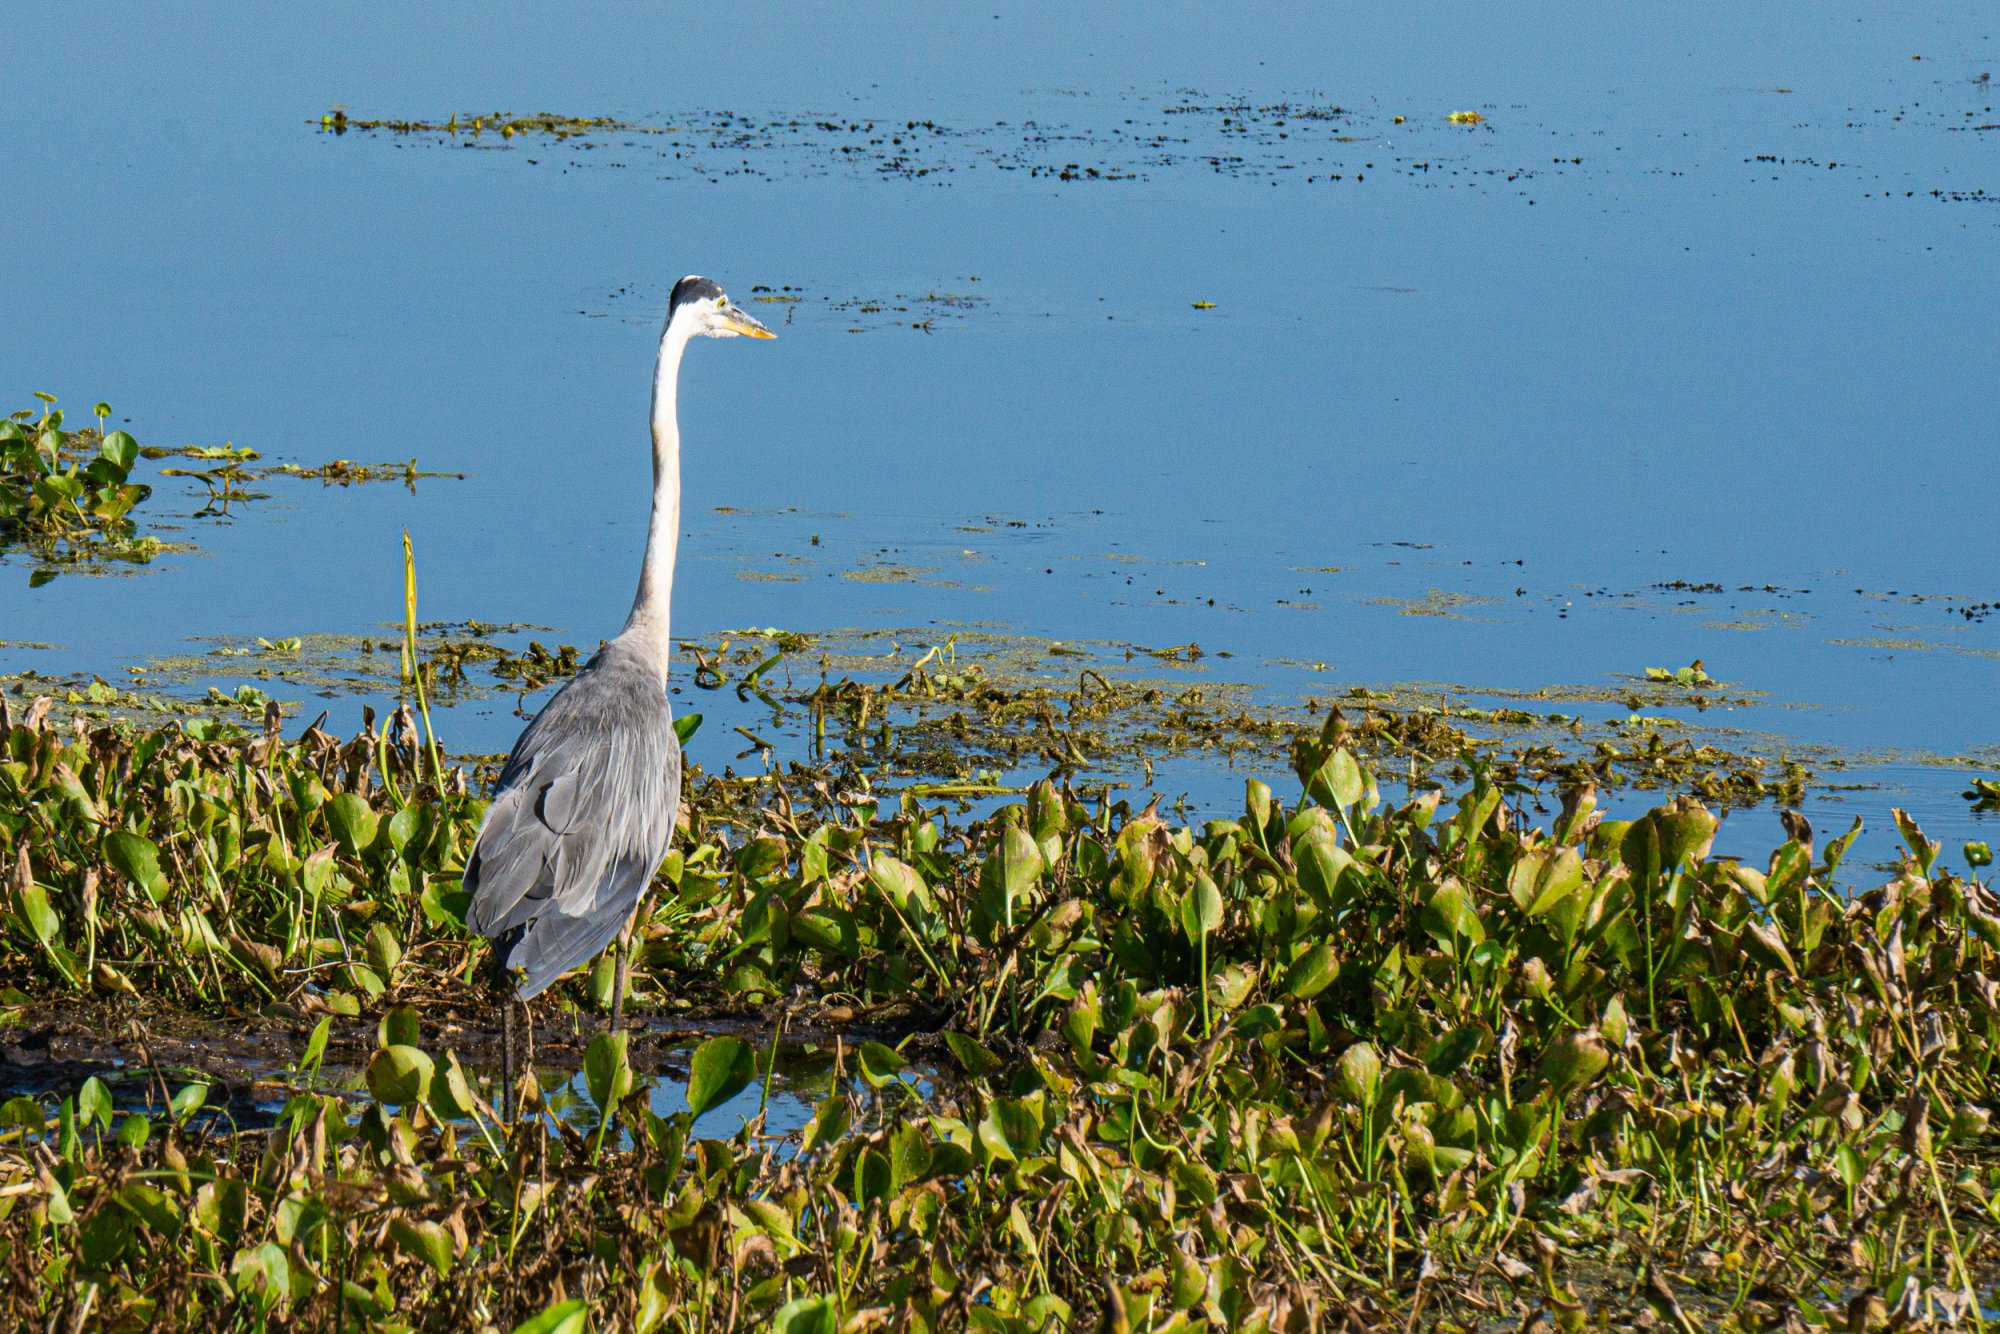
0,708,1996,1328
0,395,158,581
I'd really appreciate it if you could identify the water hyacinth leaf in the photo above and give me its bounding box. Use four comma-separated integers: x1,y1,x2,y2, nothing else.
13,875,58,947
365,1045,434,1107
1422,882,1485,946
889,1122,933,1191
943,1032,999,1078
867,852,933,915
978,1095,1043,1164
232,1242,292,1313
379,1003,420,1050
171,1083,208,1123
1308,746,1366,810
771,1295,838,1334
1509,848,1585,918
1282,943,1339,1000
1294,833,1353,912
685,1035,756,1117
195,1177,247,1245
325,793,378,858
511,1297,589,1334
78,1076,113,1131
585,1031,634,1112
1542,1027,1610,1099
978,824,1044,932
389,1216,454,1277
99,430,137,471
1180,872,1224,943
856,1040,909,1089
432,1052,478,1121
1656,799,1719,869
120,1182,180,1236
299,1017,332,1074
801,1093,850,1154
103,831,166,900
1335,1041,1383,1105
0,1096,43,1134
1423,1025,1484,1077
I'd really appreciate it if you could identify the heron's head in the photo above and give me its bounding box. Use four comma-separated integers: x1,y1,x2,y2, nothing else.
668,275,775,340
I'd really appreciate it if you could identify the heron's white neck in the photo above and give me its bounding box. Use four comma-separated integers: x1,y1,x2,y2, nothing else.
621,316,692,677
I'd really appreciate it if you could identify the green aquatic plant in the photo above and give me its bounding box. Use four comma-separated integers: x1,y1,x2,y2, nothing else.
0,703,1998,1327
0,395,159,582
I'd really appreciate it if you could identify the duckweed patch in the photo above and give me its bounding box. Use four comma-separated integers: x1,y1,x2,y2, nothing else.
3,704,2000,1327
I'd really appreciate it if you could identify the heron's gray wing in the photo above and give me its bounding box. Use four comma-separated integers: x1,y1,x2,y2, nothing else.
464,646,681,999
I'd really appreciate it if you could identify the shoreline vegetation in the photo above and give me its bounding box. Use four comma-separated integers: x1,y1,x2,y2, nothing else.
2,695,1998,1329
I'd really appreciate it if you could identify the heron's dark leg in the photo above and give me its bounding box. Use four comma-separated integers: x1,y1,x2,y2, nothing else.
502,995,517,1122
522,1001,536,1110
610,912,637,1033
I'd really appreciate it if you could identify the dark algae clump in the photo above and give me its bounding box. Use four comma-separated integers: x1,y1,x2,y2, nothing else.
0,703,1997,1328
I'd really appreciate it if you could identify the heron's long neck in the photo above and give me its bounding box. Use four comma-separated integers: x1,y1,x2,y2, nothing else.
621,323,690,678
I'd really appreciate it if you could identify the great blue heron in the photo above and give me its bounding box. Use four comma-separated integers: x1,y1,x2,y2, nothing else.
464,275,773,1113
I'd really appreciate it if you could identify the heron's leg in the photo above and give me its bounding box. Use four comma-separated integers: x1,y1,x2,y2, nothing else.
610,913,637,1033
522,1001,536,1110
502,996,517,1122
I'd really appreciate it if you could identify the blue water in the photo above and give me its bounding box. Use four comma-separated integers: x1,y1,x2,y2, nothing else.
3,2,1996,867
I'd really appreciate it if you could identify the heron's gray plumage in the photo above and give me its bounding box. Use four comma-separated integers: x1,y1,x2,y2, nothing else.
465,636,681,998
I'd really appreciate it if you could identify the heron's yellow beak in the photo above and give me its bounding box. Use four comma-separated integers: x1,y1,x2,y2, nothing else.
721,306,776,339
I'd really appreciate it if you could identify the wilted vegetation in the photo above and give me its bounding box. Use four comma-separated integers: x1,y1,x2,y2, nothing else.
2,696,1998,1330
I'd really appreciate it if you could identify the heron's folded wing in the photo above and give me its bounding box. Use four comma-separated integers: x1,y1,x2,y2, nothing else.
463,667,681,992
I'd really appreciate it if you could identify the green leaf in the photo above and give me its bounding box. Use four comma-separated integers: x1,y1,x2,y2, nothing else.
1421,882,1486,945
855,1040,909,1089
14,876,58,947
1181,872,1224,942
977,825,1044,933
299,1017,332,1075
325,793,378,858
171,1083,208,1123
867,853,933,916
431,1052,478,1121
771,1295,838,1334
99,430,138,472
389,1216,454,1277
1423,1025,1484,1077
1334,1041,1383,1105
365,1045,434,1107
511,1298,589,1334
685,1036,755,1118
585,1032,634,1113
1308,746,1366,809
800,1093,851,1154
942,1032,999,1078
231,1242,292,1313
378,1003,420,1050
78,1076,114,1131
104,831,165,899
366,923,404,979
1281,943,1338,1000
673,713,703,745
888,1122,933,1191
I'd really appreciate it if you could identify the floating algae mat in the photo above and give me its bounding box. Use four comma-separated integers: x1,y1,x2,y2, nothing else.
3,619,1837,822
2,702,1999,1327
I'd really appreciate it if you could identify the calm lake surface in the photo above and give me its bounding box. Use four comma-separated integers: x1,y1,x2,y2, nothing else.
3,3,1996,867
